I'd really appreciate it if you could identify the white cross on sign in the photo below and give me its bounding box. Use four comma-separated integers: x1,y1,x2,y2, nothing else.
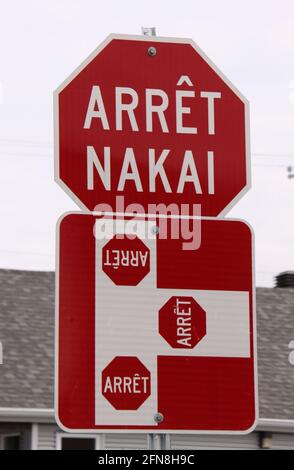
95,219,250,426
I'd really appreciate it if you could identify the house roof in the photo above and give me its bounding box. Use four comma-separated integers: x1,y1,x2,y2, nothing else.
256,287,294,420
0,269,293,420
0,270,54,408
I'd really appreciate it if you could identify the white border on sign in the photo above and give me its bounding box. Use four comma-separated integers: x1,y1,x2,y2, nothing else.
54,212,258,435
53,33,251,217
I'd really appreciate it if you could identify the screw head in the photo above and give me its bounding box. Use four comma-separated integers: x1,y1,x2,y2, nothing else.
151,225,159,235
148,46,157,57
154,412,164,423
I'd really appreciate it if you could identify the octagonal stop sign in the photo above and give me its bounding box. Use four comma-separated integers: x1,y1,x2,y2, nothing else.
102,235,150,285
102,356,151,410
55,34,250,217
159,296,206,349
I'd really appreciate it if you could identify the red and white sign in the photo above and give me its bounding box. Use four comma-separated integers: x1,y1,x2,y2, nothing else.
54,34,250,217
56,213,257,432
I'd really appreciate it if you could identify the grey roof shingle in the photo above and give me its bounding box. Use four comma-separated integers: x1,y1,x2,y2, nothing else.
0,269,293,420
0,269,54,408
256,287,294,419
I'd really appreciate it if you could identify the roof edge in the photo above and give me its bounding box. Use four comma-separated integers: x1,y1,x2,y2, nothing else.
256,418,294,433
0,408,55,423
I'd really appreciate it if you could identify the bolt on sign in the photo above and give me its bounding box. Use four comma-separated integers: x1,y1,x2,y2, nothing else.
54,34,250,217
56,214,257,432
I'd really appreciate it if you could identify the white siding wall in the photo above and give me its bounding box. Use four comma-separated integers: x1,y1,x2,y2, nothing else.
104,434,149,450
34,424,294,450
170,433,260,450
36,425,149,450
271,433,294,450
37,424,58,450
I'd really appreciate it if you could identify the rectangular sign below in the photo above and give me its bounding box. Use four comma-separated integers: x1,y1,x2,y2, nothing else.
56,213,257,433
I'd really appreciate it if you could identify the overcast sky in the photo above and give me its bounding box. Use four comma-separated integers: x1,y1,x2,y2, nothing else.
0,0,294,286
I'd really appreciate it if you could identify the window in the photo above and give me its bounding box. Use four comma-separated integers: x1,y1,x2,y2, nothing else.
56,434,102,450
1,434,21,450
61,437,95,450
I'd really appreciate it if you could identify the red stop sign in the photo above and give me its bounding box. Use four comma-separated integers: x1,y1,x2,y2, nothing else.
102,235,150,285
101,356,151,410
159,296,206,349
55,34,250,217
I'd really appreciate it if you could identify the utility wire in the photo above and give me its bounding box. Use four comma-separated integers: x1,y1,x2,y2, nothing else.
0,249,53,257
1,140,294,157
1,143,294,170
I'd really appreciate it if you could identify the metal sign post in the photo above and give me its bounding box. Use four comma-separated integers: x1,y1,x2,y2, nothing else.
141,26,165,451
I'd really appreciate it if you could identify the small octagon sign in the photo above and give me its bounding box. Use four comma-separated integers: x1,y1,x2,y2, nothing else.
102,235,150,286
159,296,206,349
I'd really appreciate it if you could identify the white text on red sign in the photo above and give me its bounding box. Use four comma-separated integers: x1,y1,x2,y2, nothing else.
85,78,221,196
103,249,149,269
